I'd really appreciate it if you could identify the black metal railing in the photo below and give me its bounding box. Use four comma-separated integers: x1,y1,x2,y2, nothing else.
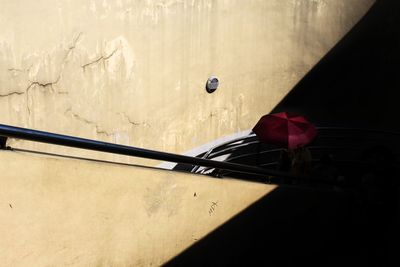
0,124,295,179
189,127,400,178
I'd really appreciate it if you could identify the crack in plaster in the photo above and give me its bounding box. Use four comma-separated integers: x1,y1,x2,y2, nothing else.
1,33,122,134
20,33,81,119
81,48,119,69
119,112,151,128
24,77,61,116
1,33,82,121
26,32,82,92
120,112,140,126
65,108,114,137
6,33,82,97
26,76,61,92
3,33,82,98
0,91,25,97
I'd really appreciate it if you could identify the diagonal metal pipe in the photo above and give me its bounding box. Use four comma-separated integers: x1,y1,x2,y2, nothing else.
0,124,295,179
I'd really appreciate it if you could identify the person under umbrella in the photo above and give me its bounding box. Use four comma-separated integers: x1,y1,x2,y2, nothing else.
253,112,317,181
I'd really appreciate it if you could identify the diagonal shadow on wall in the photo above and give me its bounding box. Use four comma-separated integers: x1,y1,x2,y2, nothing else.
165,0,400,266
272,0,400,131
164,186,361,267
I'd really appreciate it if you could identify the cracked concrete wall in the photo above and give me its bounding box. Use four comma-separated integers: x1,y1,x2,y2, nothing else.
0,0,374,164
0,1,377,265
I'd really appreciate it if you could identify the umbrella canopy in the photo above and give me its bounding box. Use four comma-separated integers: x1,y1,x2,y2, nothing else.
252,112,317,149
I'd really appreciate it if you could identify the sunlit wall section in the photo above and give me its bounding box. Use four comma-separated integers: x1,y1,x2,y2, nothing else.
0,0,374,163
0,151,276,266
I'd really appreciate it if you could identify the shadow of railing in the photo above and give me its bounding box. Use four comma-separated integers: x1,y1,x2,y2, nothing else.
180,127,400,186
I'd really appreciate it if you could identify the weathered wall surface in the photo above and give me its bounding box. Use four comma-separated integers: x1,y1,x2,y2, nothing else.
0,0,374,164
0,2,378,265
0,150,276,266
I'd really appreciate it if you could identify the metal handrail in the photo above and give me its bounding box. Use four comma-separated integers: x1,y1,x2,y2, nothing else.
190,127,400,175
0,124,296,179
198,127,400,160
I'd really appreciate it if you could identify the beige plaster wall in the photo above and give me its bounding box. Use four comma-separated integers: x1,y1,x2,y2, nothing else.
0,150,276,266
0,2,377,264
0,0,374,165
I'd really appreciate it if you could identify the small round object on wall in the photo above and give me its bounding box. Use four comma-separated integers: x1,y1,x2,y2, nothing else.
206,76,219,93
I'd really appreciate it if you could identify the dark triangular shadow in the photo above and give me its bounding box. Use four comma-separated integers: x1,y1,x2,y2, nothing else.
165,1,400,266
164,186,361,267
272,0,400,131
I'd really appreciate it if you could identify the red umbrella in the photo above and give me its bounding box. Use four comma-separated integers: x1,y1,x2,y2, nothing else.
252,112,317,149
